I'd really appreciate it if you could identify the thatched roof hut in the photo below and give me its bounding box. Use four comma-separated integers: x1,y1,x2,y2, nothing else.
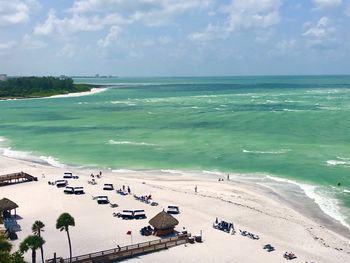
0,198,18,212
149,211,179,236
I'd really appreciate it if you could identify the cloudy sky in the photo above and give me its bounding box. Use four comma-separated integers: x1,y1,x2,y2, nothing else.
1,0,350,76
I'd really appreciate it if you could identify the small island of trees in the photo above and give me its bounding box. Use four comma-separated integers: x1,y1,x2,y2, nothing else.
0,76,95,99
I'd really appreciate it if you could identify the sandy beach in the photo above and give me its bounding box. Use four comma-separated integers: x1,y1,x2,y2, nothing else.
0,155,349,263
48,88,109,99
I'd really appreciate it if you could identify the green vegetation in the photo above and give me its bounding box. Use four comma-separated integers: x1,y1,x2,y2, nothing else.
19,235,45,263
32,221,45,263
0,233,26,263
0,76,94,98
56,213,75,263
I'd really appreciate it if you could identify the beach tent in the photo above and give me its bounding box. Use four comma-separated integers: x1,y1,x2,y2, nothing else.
0,198,18,217
149,210,179,236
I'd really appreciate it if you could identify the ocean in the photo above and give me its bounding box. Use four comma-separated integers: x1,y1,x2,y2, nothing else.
0,75,349,230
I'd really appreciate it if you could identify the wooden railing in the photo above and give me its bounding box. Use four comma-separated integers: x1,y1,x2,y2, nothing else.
46,234,189,263
0,172,37,185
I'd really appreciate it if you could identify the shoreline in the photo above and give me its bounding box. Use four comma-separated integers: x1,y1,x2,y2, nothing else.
0,140,349,237
0,86,109,101
1,154,349,262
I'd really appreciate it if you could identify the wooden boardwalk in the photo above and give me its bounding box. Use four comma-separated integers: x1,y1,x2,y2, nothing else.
46,234,190,263
0,172,37,186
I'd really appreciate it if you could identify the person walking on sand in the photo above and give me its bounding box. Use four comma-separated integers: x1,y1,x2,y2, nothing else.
127,186,131,194
227,174,230,181
195,185,197,193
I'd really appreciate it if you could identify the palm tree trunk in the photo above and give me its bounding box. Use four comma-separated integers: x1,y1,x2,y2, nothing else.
40,246,44,263
38,231,44,263
66,230,72,263
32,248,36,263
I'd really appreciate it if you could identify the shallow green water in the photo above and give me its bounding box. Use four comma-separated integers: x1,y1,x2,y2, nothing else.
0,76,350,227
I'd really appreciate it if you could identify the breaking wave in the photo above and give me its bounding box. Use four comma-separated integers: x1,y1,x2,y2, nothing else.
265,175,350,230
108,140,157,146
242,149,290,154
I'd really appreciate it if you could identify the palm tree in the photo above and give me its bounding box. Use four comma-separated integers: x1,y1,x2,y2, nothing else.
19,235,45,263
56,213,75,262
0,236,12,252
32,220,45,263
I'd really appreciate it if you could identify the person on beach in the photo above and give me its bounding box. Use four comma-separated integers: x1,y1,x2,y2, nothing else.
123,185,125,191
195,185,197,193
227,174,230,180
127,186,131,194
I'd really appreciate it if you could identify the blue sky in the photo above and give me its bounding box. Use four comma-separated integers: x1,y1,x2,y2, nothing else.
0,0,350,76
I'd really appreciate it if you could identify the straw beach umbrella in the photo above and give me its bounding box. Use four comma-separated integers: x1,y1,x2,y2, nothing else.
149,211,179,236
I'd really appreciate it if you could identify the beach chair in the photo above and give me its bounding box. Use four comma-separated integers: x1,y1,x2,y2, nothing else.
120,210,134,220
167,205,180,214
134,210,146,219
64,187,74,194
74,187,85,195
96,196,109,204
103,183,114,191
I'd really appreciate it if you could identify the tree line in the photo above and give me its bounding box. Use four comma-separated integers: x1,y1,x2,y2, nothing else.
0,77,92,98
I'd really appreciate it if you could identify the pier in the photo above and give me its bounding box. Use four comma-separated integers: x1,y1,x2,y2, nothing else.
0,172,37,186
46,234,190,263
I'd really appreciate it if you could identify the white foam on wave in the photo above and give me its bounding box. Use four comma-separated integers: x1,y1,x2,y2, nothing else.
326,160,350,166
160,169,188,176
243,149,290,154
202,170,224,176
283,109,303,112
108,140,157,146
0,146,65,168
336,156,350,160
344,189,350,193
110,101,136,106
265,175,350,230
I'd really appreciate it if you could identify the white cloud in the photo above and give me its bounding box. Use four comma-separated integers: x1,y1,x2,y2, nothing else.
189,0,281,42
34,9,127,36
22,34,46,49
0,41,17,50
97,26,121,47
303,17,334,38
0,0,39,26
68,0,211,26
312,0,342,10
303,17,338,49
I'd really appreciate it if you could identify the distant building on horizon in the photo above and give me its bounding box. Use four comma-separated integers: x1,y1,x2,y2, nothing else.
0,74,7,81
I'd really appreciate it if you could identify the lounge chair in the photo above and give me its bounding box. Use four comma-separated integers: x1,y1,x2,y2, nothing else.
103,183,114,190
120,210,134,220
63,172,73,179
96,196,109,204
74,187,85,195
134,210,146,219
56,180,68,188
64,187,74,194
167,205,180,214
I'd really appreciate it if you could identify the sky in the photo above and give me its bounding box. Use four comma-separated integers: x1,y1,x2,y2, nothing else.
0,0,350,76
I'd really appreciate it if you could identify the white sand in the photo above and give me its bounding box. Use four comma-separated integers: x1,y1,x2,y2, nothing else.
0,155,349,263
48,88,108,98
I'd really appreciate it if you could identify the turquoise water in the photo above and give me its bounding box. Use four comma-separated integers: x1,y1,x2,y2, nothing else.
0,76,350,227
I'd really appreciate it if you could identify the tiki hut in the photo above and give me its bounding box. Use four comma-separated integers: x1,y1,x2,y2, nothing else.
149,210,179,236
0,198,18,218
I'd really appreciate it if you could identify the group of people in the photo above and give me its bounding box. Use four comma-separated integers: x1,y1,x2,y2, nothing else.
116,185,131,195
239,229,260,240
283,252,297,260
